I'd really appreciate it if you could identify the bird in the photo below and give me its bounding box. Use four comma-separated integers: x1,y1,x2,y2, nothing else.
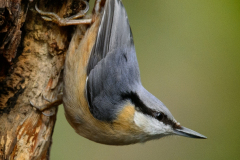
35,0,206,145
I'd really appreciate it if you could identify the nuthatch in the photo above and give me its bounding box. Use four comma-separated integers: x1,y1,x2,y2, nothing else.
35,0,206,145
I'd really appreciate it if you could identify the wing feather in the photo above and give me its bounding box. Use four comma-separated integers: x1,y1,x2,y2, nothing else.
86,0,141,121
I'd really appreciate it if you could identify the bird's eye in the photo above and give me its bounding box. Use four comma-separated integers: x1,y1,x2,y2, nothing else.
153,112,164,121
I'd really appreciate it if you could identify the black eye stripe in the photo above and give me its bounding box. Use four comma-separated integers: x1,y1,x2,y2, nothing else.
121,92,153,116
121,92,176,127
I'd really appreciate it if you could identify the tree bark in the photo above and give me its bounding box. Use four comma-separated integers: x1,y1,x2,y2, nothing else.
0,0,88,159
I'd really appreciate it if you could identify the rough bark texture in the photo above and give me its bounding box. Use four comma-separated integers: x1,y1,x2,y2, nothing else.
0,0,88,159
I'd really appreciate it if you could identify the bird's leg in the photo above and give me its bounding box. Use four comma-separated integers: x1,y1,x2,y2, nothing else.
30,93,63,116
35,0,92,26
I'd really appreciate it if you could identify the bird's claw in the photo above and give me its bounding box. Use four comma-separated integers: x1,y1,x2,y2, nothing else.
35,1,92,26
29,93,63,116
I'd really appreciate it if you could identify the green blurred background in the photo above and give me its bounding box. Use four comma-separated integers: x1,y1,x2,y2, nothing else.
51,0,240,159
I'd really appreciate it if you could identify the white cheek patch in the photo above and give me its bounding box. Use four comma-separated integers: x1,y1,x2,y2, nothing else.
134,111,172,135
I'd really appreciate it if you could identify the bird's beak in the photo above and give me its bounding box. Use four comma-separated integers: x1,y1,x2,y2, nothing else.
173,126,207,139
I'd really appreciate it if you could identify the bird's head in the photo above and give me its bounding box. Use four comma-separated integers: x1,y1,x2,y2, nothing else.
119,86,206,143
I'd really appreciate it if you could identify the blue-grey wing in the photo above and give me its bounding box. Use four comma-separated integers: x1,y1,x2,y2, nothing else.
86,0,141,121
87,0,133,74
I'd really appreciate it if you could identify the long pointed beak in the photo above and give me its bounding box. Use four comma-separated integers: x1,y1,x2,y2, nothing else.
173,126,207,139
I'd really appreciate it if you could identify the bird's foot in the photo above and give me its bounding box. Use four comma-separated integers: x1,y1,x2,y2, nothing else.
35,1,92,26
30,93,63,116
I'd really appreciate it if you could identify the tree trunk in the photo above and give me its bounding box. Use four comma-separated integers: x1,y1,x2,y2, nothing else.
0,0,88,159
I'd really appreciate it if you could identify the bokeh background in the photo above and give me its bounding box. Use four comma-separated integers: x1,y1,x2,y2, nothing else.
51,0,240,159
